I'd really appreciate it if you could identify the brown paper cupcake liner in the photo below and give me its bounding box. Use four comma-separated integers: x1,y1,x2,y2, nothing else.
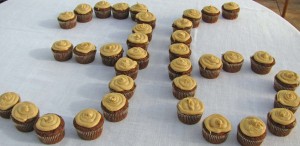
13,117,39,132
202,14,219,23
95,10,111,19
200,68,221,79
103,108,128,122
172,88,195,100
237,130,265,146
168,70,191,80
136,58,149,70
177,111,201,125
52,49,73,62
58,18,77,29
116,68,138,80
112,10,129,19
74,52,96,64
222,58,243,73
222,11,238,20
273,79,296,91
0,109,12,119
37,130,65,144
202,128,229,144
267,118,292,137
274,100,298,113
76,126,103,140
101,53,123,66
250,59,273,75
76,12,93,23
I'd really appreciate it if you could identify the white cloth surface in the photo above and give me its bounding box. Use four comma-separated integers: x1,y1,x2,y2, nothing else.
0,0,299,145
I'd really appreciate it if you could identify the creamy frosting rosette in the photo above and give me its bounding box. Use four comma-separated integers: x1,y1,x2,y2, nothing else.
173,75,196,90
276,70,299,85
223,2,239,10
109,75,135,91
75,4,92,14
128,33,149,44
58,12,75,21
132,24,152,34
170,58,192,72
253,51,274,64
177,97,204,115
75,108,101,128
130,3,148,12
115,57,138,71
35,114,61,131
277,90,300,107
127,47,147,59
0,92,20,110
270,108,295,125
169,43,190,55
223,51,243,63
173,18,193,28
172,30,191,42
136,12,156,22
94,1,110,9
204,114,231,133
75,42,96,53
203,6,220,14
239,116,266,137
102,93,126,111
12,101,39,122
100,43,122,56
52,40,72,51
183,9,201,19
199,54,222,69
112,3,129,11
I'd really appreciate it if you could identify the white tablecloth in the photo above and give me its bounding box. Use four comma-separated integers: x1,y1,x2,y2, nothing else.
0,0,299,145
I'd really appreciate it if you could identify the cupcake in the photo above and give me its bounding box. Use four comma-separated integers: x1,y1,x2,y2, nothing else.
170,30,192,47
274,70,299,91
73,108,104,140
274,90,300,113
73,42,96,64
94,0,111,19
267,108,296,136
168,57,192,80
182,9,202,28
34,113,65,144
57,11,77,29
169,43,191,61
135,12,156,29
112,3,130,19
199,54,223,79
132,24,153,42
177,97,204,125
126,47,150,70
222,2,240,20
100,43,124,66
0,92,20,119
237,116,267,146
172,18,193,34
129,3,148,21
201,6,220,23
101,93,128,122
109,75,136,100
51,40,73,61
11,101,39,132
127,33,149,50
172,75,197,100
114,57,139,80
74,3,93,23
202,114,232,144
222,51,244,73
250,51,275,74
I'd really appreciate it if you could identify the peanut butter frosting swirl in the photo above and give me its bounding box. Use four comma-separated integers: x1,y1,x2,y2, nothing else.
130,3,148,12
270,108,295,125
112,3,129,11
183,9,202,19
100,43,122,56
199,54,222,69
172,30,191,42
223,2,240,10
75,4,92,14
132,24,152,34
128,33,149,44
136,12,156,22
276,70,299,85
35,114,61,131
253,51,274,64
58,11,75,21
127,47,148,59
75,108,101,128
0,92,20,110
52,40,72,51
277,90,300,107
12,101,39,122
169,43,190,55
203,5,220,14
109,75,135,91
115,57,138,71
102,93,126,111
173,18,193,28
75,42,96,53
239,116,266,137
223,51,243,63
170,57,192,72
177,97,204,115
94,1,111,9
173,75,197,90
204,114,232,133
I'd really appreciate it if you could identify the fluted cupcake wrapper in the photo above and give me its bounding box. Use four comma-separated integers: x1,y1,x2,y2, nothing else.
237,130,264,146
273,79,297,91
76,13,93,23
58,18,77,29
250,59,273,75
202,14,219,23
103,108,128,122
0,109,12,119
14,120,36,132
267,118,292,137
222,10,239,20
222,58,243,73
116,69,138,80
74,52,96,64
202,128,229,144
177,111,202,125
52,50,73,62
95,10,111,19
76,127,103,140
112,10,129,19
172,88,195,100
274,100,298,113
101,54,123,66
200,68,221,79
37,130,65,144
168,71,191,81
137,58,149,70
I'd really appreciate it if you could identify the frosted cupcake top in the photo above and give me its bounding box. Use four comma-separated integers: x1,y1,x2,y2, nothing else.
239,116,266,137
35,113,61,131
183,9,201,19
136,12,156,22
109,75,135,91
170,57,192,72
12,101,39,122
115,57,138,71
253,51,274,64
130,3,148,12
177,97,204,115
223,2,239,10
0,92,20,110
75,42,96,53
173,75,197,90
276,70,299,85
270,108,295,125
75,108,101,128
199,54,222,69
169,43,190,55
172,30,191,42
277,90,300,107
204,114,232,133
127,47,148,59
132,24,152,34
52,40,72,51
223,51,243,63
75,4,92,14
58,12,76,21
173,18,193,28
202,6,220,14
112,3,129,11
102,93,126,111
100,43,123,56
94,1,111,9
128,33,149,44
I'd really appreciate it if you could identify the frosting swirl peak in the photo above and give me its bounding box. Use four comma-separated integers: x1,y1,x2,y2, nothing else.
170,57,192,72
204,114,232,133
276,70,299,85
130,3,148,12
109,75,135,91
270,108,295,125
132,24,152,34
277,90,300,107
75,108,101,128
94,1,110,9
52,40,72,51
203,5,220,14
173,18,193,28
112,3,129,11
115,57,138,71
100,43,123,56
239,116,266,137
177,97,204,115
183,9,201,19
169,43,190,55
75,42,96,53
223,2,239,10
173,75,197,90
128,33,149,44
127,47,148,59
172,30,191,42
102,93,126,111
35,113,61,131
75,4,92,14
223,51,243,63
253,51,274,64
136,12,156,22
199,54,222,69
12,101,39,122
58,12,75,21
0,92,20,110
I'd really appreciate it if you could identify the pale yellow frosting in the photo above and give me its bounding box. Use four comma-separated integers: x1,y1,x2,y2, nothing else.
12,101,39,122
112,3,129,11
199,54,222,69
109,75,135,91
277,90,300,107
223,2,239,10
170,57,192,72
35,114,61,131
204,114,232,133
130,3,148,12
270,108,295,125
115,57,138,71
169,43,190,55
127,47,148,59
0,92,20,110
203,6,220,14
52,40,72,51
58,12,75,21
276,70,299,85
132,24,152,34
100,43,123,56
75,4,92,14
75,108,101,128
94,1,111,9
253,51,274,64
128,33,149,44
173,75,197,90
136,12,156,22
75,42,96,53
177,97,204,115
183,9,201,19
102,93,126,111
172,30,191,42
239,116,266,137
223,51,243,63
173,18,193,28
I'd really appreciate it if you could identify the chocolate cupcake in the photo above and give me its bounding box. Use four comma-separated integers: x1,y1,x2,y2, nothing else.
177,97,204,125
51,40,73,61
199,54,223,79
0,92,20,119
168,57,192,80
136,12,156,29
34,114,65,144
115,57,139,80
267,108,296,136
101,93,128,122
57,11,77,29
274,90,300,113
202,114,232,144
274,70,299,91
11,101,39,132
73,108,104,140
172,75,197,100
222,51,244,73
130,3,148,21
109,75,136,100
112,3,129,19
170,30,192,47
127,33,149,50
132,24,153,42
94,0,111,19
201,6,220,23
73,42,96,64
237,116,267,146
182,9,202,28
126,47,150,70
169,43,191,61
250,51,275,74
100,43,124,66
74,3,93,23
172,18,193,34
222,2,240,20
